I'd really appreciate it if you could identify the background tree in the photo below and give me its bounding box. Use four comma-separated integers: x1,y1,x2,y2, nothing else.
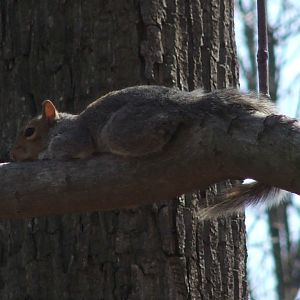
0,0,247,299
236,0,300,299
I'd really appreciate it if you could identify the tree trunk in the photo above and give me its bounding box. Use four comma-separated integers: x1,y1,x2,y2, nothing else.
0,0,247,299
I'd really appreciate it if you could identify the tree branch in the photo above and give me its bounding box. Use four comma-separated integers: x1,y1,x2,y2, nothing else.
257,0,269,95
2,109,300,219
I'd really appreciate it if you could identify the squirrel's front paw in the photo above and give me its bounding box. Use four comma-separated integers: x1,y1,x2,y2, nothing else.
38,150,53,160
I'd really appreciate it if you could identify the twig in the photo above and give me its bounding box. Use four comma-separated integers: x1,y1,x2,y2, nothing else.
257,0,269,95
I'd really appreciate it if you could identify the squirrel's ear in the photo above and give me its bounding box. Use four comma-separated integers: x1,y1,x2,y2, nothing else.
42,100,59,122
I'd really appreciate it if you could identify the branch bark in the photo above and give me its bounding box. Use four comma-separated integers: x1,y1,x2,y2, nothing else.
2,108,300,219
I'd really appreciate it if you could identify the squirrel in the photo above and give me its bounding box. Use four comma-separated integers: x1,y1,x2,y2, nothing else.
10,85,287,219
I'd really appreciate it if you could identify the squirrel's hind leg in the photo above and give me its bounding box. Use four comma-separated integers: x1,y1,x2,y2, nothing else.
100,103,181,157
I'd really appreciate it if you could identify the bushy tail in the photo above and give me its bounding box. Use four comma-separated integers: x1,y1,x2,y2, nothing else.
199,182,288,220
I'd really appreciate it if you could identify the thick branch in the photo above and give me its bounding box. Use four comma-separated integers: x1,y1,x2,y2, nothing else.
1,112,300,219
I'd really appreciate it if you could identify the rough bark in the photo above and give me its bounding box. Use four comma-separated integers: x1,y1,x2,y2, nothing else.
0,0,247,299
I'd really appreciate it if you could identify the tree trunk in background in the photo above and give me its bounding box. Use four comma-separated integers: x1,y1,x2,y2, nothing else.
0,1,247,299
237,2,300,298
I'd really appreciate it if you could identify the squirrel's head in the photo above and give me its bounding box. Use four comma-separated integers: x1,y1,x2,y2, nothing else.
10,100,60,161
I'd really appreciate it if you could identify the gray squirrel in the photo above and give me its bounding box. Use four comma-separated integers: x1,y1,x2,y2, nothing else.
10,85,287,219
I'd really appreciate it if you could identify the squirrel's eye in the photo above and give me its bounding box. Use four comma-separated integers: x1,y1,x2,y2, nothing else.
24,127,35,138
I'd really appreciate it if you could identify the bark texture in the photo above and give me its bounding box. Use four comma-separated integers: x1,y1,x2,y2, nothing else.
0,0,247,299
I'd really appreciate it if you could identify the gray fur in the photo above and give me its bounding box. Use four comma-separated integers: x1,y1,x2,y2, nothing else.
198,183,288,220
